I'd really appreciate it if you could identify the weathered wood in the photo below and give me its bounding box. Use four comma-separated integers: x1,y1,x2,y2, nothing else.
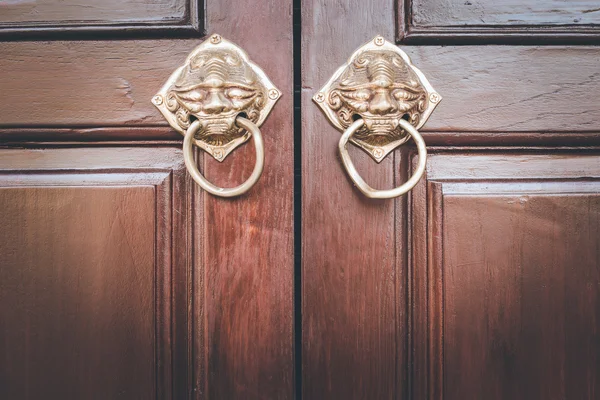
399,0,600,43
0,0,202,38
198,0,294,398
0,147,190,400
2,44,599,144
412,152,600,400
301,0,405,398
412,0,600,27
0,0,294,397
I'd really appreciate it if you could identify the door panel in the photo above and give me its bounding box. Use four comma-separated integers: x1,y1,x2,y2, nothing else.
302,0,600,398
301,1,404,398
0,0,201,37
398,0,600,42
0,0,294,397
0,147,191,399
412,152,600,399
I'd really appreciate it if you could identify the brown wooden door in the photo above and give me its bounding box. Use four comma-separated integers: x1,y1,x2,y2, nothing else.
301,0,600,399
2,1,600,399
0,1,294,399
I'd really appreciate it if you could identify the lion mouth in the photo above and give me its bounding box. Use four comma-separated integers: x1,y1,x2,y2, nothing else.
361,116,401,135
191,112,238,134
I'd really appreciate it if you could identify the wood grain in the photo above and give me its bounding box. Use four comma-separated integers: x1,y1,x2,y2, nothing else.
0,147,191,400
198,0,294,398
444,190,600,400
412,0,600,27
301,0,405,398
412,152,600,400
0,0,202,38
0,0,294,397
398,0,600,43
2,44,599,145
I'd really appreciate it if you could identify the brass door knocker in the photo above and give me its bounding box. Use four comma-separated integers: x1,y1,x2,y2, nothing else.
314,36,441,199
153,34,280,197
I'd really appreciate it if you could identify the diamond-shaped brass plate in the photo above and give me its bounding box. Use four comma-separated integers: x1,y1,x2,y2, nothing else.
152,34,280,162
314,36,441,163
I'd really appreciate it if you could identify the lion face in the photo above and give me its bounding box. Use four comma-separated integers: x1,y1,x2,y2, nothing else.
165,49,266,151
329,51,427,148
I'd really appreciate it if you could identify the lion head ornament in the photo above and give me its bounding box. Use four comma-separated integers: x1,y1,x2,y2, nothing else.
153,34,280,161
314,36,441,162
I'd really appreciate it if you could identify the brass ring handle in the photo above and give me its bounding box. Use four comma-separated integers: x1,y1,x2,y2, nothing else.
183,116,264,198
339,118,427,199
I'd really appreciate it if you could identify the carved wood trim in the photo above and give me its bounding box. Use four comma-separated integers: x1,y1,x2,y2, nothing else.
397,0,600,44
411,168,444,400
411,151,600,399
0,148,196,399
0,0,204,40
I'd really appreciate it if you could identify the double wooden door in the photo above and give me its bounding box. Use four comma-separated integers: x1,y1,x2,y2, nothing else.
1,0,599,399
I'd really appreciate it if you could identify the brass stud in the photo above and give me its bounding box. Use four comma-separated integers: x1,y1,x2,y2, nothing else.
152,95,163,106
213,149,224,160
268,89,280,100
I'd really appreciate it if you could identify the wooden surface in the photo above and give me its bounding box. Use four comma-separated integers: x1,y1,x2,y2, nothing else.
0,0,187,24
0,0,294,398
2,44,599,140
302,0,405,398
0,0,202,38
411,153,600,399
0,147,191,399
3,0,600,398
412,0,600,26
398,0,600,43
302,0,600,399
0,186,157,399
199,0,294,398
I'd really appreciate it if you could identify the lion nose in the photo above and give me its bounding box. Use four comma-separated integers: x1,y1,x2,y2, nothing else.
368,90,397,115
203,91,232,114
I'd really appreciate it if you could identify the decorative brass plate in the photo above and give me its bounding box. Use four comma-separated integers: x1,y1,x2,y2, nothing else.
152,34,280,162
313,35,441,163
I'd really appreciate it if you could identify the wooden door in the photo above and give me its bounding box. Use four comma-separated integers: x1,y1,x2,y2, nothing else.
302,1,600,399
0,1,294,399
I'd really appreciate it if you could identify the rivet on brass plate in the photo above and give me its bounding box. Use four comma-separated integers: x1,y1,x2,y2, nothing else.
152,95,163,106
268,88,280,100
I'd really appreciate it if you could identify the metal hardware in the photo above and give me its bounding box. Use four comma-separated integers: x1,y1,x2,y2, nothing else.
340,118,426,199
314,35,440,198
153,34,280,197
184,117,264,197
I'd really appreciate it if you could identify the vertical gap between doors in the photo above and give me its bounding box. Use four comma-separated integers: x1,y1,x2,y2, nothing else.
292,0,302,398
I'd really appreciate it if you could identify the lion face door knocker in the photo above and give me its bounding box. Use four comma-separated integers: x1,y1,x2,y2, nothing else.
314,36,441,199
153,34,280,197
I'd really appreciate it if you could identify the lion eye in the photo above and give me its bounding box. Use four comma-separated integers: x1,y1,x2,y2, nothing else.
354,90,371,101
226,87,255,99
343,89,371,101
393,89,420,101
177,89,206,102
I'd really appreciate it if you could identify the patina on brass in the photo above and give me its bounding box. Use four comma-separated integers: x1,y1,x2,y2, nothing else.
314,35,440,163
153,33,280,162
